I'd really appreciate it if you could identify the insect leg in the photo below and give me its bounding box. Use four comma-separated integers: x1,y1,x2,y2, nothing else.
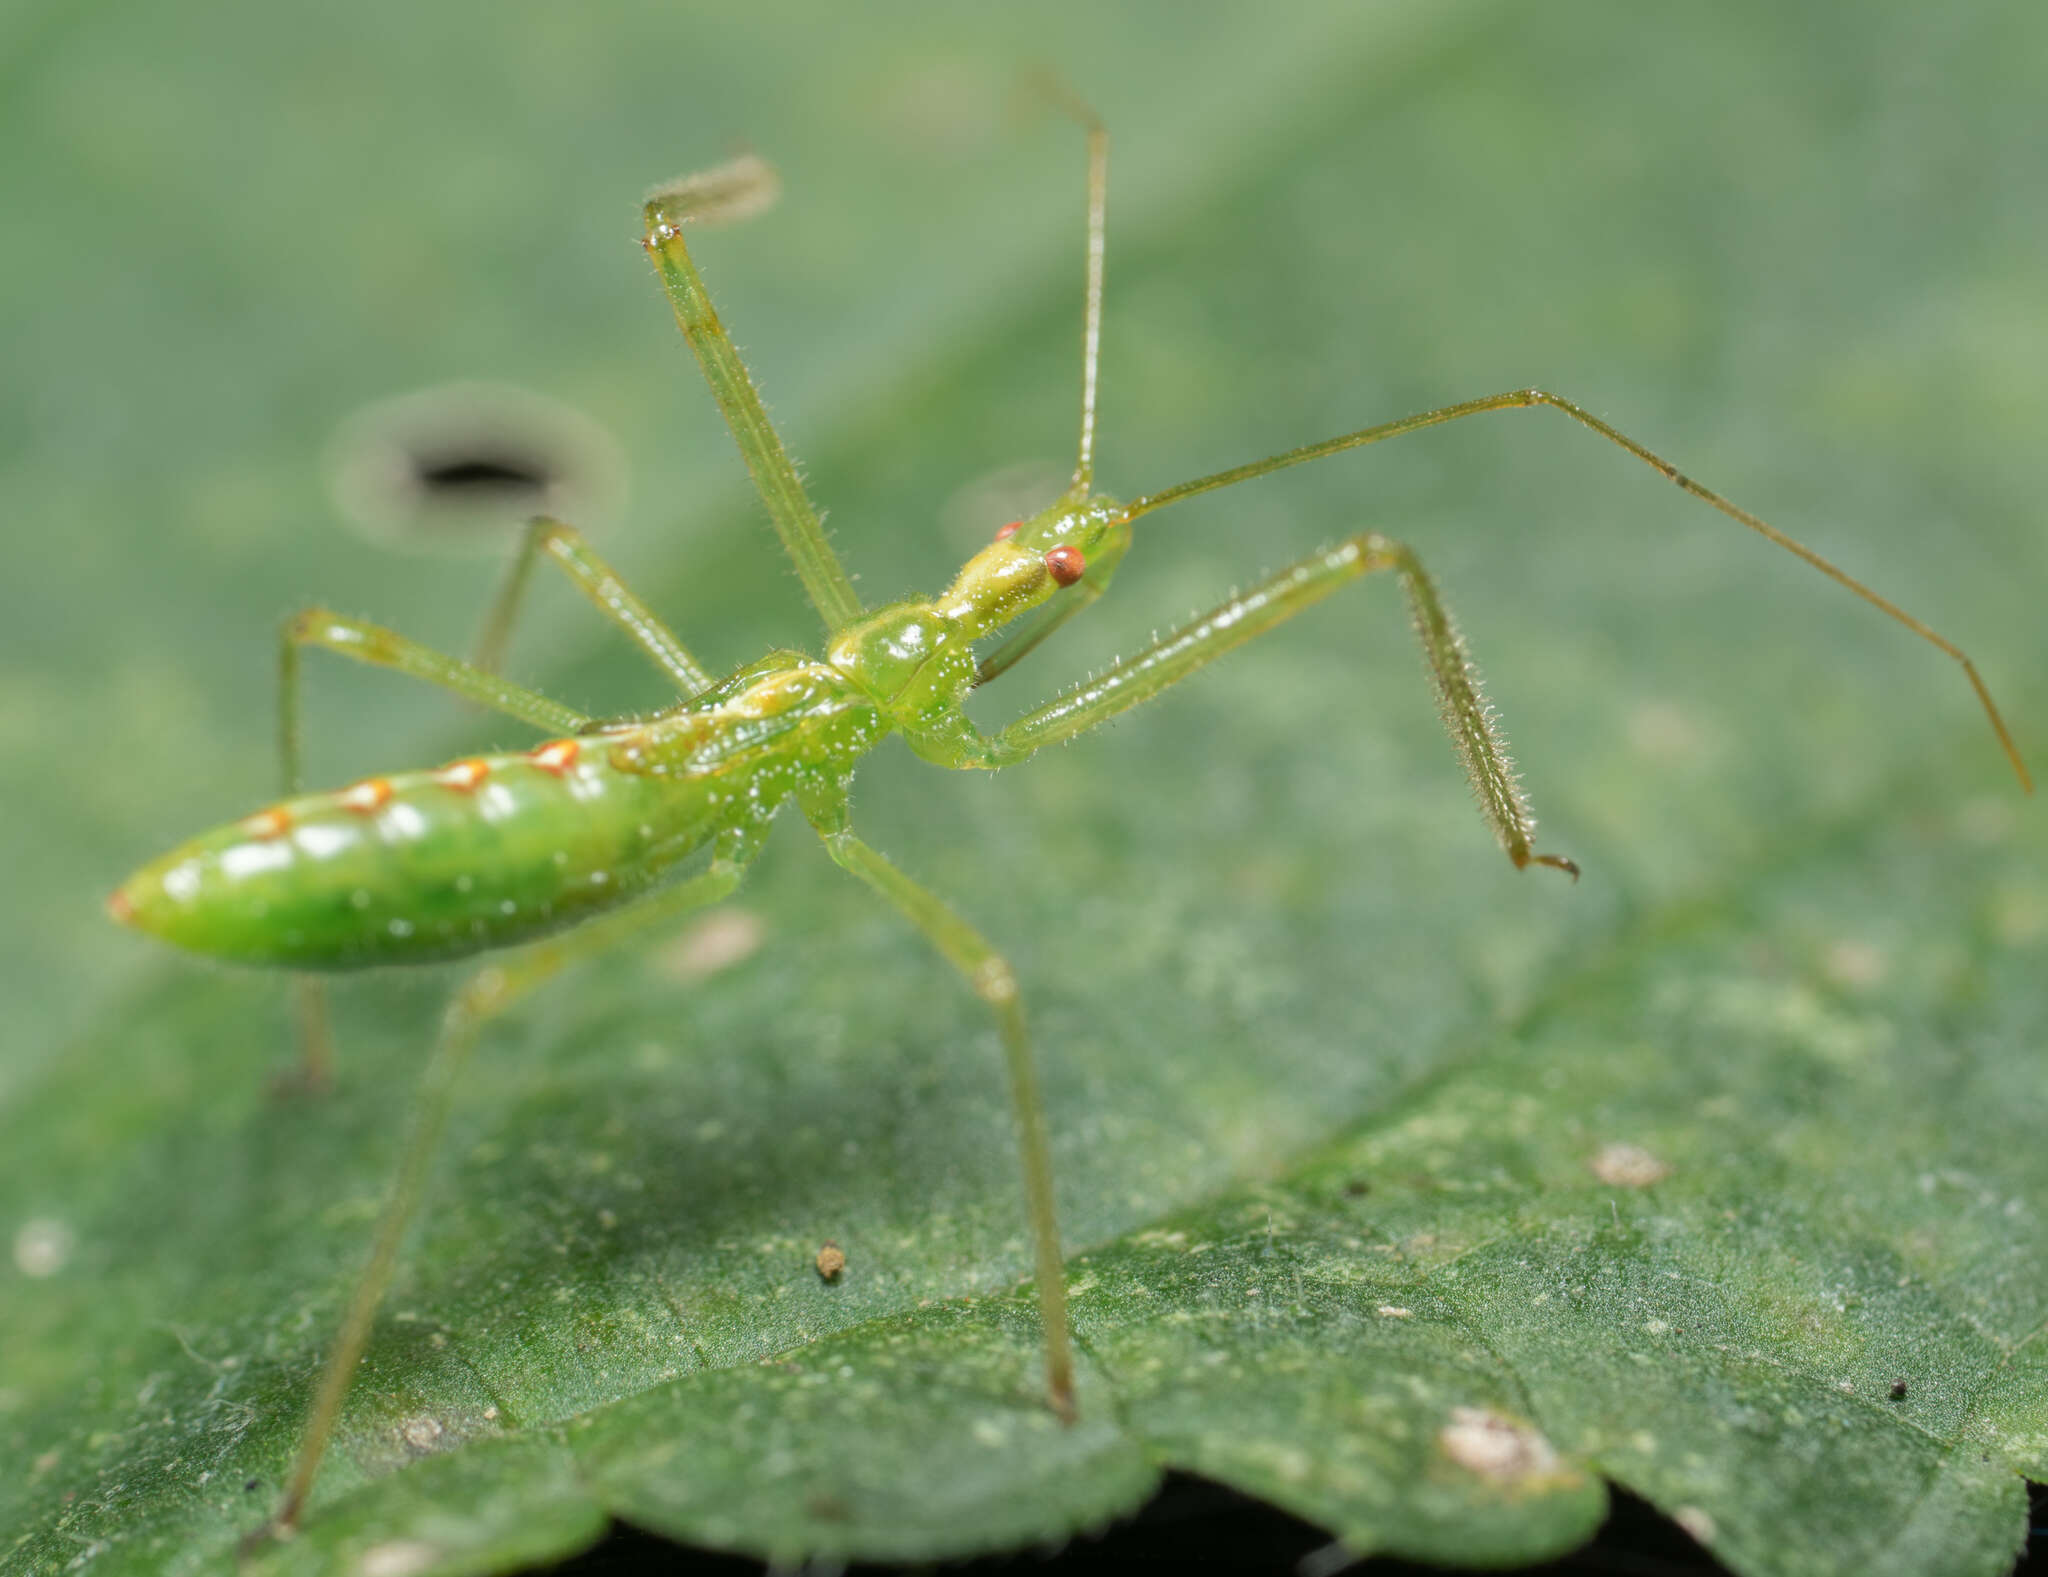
282,979,338,1095
1123,388,2029,789
643,164,863,634
280,606,588,770
802,797,1076,1421
252,833,762,1549
976,534,1577,876
471,515,715,696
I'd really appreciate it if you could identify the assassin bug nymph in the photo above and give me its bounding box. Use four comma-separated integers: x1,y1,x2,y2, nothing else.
107,105,2028,1545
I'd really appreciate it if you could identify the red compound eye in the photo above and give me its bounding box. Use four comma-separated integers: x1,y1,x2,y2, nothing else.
1044,545,1086,587
994,520,1022,541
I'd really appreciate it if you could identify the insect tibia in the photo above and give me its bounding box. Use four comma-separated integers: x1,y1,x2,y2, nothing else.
1378,540,1575,879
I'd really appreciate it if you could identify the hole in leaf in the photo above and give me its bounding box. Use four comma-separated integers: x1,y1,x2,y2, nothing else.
327,382,627,554
413,453,552,498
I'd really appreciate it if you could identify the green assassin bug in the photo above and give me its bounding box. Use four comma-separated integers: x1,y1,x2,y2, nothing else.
107,105,2029,1546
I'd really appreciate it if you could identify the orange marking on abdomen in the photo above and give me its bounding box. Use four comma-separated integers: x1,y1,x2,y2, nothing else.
106,888,135,924
437,758,491,792
528,738,580,774
338,776,394,813
242,807,292,839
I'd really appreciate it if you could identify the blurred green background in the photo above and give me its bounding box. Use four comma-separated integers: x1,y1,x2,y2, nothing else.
4,0,2045,1569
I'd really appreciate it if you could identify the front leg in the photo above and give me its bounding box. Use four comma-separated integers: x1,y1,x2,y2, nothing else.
923,533,1577,877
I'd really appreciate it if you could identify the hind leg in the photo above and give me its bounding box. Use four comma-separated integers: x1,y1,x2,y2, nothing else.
249,830,761,1545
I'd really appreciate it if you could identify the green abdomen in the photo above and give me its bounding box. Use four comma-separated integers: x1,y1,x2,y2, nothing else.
113,660,886,971
113,741,722,968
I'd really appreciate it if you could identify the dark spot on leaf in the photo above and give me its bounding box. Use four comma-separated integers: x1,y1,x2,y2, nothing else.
413,452,552,500
328,382,626,553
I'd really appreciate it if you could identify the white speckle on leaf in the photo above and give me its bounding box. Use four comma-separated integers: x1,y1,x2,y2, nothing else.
1376,1305,1413,1319
1591,1143,1671,1188
13,1219,72,1277
1643,1319,1670,1335
1439,1406,1561,1485
1823,939,1887,989
1674,1505,1716,1545
663,908,766,981
399,1416,444,1451
357,1540,441,1577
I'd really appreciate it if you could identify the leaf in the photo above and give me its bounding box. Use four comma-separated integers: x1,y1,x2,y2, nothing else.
5,3,2045,1575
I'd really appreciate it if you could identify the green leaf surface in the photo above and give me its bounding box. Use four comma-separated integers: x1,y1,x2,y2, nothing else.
5,3,2045,1574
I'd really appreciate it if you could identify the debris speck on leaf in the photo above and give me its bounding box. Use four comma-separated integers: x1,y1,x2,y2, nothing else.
1591,1142,1672,1188
1438,1406,1562,1486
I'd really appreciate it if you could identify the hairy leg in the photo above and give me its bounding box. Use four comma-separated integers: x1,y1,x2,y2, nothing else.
802,795,1076,1419
472,514,714,696
963,532,1577,877
643,160,862,634
252,831,762,1547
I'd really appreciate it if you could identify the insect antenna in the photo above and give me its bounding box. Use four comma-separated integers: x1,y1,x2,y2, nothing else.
1119,389,2032,791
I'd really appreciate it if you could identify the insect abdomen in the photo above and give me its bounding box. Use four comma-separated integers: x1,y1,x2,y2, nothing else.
109,738,719,969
